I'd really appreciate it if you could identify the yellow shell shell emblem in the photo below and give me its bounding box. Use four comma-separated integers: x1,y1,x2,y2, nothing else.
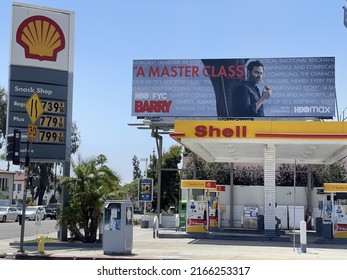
16,15,65,62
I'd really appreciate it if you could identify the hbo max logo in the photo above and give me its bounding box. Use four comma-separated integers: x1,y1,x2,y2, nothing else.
294,106,331,113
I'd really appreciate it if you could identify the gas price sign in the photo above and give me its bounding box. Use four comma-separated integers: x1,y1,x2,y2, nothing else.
8,72,69,161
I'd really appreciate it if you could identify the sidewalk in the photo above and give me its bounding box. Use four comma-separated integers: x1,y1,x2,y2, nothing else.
2,226,347,260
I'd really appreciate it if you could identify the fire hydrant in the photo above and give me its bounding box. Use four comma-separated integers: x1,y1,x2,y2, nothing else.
37,236,46,254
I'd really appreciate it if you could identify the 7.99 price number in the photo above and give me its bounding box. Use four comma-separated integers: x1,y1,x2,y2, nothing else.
39,130,64,143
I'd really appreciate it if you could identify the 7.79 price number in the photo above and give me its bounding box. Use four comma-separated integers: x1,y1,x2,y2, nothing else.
39,130,64,144
40,116,64,128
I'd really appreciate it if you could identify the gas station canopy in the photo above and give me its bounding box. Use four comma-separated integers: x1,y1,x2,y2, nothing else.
170,120,347,165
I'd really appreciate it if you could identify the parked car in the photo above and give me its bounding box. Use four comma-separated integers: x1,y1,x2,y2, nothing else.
25,206,46,221
45,203,61,219
11,204,23,213
0,206,20,222
14,205,23,213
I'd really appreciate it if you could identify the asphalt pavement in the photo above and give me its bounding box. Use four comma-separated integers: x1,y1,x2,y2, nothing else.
1,225,347,260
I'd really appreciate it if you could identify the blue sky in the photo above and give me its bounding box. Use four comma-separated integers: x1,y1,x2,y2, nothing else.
1,0,347,184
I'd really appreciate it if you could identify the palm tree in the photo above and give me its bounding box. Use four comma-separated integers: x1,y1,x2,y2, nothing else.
58,154,123,243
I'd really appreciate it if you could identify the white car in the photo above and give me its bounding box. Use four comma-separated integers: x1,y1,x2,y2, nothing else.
25,206,46,221
0,206,20,222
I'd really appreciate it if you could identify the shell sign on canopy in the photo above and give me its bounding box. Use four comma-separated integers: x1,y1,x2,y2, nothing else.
11,4,73,71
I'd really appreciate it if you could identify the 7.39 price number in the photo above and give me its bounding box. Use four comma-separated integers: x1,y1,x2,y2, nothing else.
39,130,64,143
41,100,65,114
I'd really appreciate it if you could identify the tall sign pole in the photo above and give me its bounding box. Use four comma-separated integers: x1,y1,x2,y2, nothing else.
18,140,30,253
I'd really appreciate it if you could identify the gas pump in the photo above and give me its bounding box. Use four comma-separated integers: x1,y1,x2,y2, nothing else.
178,200,187,228
207,185,226,228
187,199,208,233
324,183,347,239
207,192,218,228
181,180,217,233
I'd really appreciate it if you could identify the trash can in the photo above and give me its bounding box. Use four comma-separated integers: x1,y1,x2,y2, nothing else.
141,220,149,228
323,222,333,239
315,217,323,236
102,200,133,255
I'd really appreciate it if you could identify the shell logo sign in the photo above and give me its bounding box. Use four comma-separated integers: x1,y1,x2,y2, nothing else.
16,15,65,62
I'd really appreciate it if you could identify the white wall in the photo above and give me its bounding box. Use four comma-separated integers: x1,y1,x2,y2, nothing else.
218,185,323,229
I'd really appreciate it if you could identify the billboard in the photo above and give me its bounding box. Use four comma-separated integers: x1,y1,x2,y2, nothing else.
132,57,336,118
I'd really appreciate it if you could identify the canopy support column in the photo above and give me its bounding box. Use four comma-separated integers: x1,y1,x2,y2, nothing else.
264,144,276,236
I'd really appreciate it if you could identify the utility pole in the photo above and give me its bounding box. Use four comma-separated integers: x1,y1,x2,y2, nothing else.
19,140,30,253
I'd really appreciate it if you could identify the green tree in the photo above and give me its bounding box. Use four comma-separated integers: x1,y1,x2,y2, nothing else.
147,149,158,186
141,147,183,212
234,165,264,186
58,154,122,243
123,180,139,202
182,149,232,184
132,155,141,180
161,145,182,210
276,164,308,187
30,162,54,205
49,163,63,203
71,121,81,154
313,160,347,188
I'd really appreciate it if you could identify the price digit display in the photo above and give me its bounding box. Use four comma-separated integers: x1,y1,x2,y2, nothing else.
40,116,65,128
41,100,65,114
39,130,64,143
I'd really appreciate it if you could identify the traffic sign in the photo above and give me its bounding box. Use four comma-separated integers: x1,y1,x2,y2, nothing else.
27,124,37,142
25,92,44,124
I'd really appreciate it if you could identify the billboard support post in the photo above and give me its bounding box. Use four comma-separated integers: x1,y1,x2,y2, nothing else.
152,128,163,227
